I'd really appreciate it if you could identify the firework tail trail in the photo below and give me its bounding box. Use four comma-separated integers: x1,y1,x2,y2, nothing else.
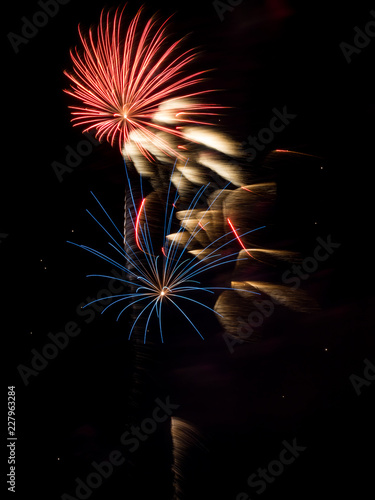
123,158,154,423
171,417,208,500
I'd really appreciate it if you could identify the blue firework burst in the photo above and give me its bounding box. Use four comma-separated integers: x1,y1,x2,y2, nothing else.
67,159,265,343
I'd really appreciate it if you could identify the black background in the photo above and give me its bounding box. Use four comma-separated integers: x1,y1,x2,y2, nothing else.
3,1,375,499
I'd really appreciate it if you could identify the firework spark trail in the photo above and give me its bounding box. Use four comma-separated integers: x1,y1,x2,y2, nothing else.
67,160,265,343
64,6,221,159
171,417,207,500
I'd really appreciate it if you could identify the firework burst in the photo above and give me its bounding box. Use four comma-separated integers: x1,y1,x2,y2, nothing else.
64,6,220,159
67,160,265,343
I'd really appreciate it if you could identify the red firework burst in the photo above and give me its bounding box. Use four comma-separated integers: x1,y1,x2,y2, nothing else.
64,6,219,159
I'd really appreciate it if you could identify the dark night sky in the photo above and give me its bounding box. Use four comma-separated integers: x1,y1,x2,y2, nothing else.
3,1,375,499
